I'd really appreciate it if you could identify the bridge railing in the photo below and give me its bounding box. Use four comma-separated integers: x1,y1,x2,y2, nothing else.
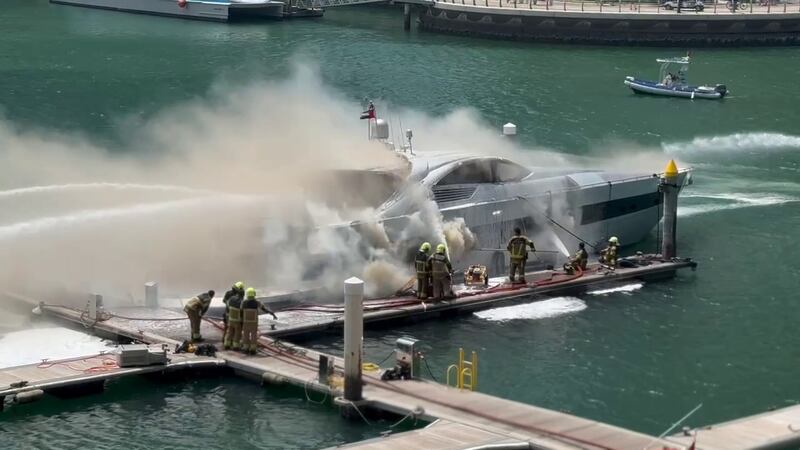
435,0,800,14
288,0,387,9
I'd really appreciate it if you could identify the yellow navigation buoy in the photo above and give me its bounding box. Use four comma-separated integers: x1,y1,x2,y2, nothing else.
665,159,679,178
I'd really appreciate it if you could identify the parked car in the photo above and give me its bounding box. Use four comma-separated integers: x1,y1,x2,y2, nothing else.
661,0,705,10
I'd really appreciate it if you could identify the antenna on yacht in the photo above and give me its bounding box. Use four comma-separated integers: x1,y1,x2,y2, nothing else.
405,129,414,155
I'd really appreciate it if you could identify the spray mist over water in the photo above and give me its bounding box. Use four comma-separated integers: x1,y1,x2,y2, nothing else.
662,132,800,154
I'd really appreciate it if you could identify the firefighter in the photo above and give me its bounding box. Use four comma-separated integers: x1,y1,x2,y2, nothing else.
183,290,215,342
240,287,278,355
222,281,244,336
223,286,244,350
563,242,589,275
600,236,620,267
427,244,453,301
507,227,535,283
415,242,432,299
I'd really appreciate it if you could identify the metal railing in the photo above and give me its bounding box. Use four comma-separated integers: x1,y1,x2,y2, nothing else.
446,347,478,391
435,0,800,13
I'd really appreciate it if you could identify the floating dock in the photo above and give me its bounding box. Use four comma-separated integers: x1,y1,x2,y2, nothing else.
6,257,800,450
28,296,684,449
0,348,223,410
266,257,696,340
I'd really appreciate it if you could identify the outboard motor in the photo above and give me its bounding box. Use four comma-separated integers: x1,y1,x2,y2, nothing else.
715,84,728,97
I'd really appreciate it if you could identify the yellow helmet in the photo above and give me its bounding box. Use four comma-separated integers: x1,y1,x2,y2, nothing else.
245,287,256,299
436,244,446,254
420,242,431,253
609,236,619,245
234,281,244,290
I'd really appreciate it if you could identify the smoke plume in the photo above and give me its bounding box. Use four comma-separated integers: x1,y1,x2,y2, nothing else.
0,65,529,310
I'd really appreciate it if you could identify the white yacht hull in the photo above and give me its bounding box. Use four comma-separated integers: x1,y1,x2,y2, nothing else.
50,0,286,21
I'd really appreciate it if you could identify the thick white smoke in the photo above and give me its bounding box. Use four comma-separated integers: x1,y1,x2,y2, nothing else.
0,65,529,311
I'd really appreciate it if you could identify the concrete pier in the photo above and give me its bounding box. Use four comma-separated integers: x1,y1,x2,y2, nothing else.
417,1,800,45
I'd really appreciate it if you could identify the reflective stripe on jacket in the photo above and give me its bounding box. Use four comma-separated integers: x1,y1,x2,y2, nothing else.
241,299,261,324
507,236,532,261
227,295,243,322
428,253,452,276
415,251,430,276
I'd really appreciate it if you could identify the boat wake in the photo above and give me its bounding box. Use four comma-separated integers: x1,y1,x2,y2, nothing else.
663,132,800,155
474,296,586,322
678,192,798,218
588,283,643,296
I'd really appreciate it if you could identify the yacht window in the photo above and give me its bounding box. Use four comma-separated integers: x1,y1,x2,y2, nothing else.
437,160,494,185
493,160,531,183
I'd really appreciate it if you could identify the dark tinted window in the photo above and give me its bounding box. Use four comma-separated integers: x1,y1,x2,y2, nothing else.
437,160,494,185
437,159,530,185
493,160,530,182
581,192,662,225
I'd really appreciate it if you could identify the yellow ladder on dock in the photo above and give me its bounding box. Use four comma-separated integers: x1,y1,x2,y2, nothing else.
446,348,478,391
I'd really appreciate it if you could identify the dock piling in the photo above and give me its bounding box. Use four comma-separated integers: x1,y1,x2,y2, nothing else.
403,3,411,30
343,277,365,402
661,160,679,259
88,294,102,321
145,282,158,308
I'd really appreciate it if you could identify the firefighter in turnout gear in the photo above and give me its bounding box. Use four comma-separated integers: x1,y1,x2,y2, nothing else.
222,281,244,337
223,286,244,350
600,236,620,268
240,287,278,355
563,242,589,275
427,244,453,301
183,290,215,342
415,242,432,299
507,227,535,283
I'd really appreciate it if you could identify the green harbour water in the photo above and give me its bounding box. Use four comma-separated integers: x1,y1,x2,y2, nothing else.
2,0,800,448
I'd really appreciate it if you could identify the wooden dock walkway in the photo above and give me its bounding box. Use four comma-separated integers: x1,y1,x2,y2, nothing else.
667,404,800,450
333,419,533,450
267,258,696,340
24,282,800,450
32,300,684,450
0,349,223,402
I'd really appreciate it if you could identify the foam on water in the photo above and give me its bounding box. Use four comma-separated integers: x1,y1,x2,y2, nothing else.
678,192,798,218
0,327,112,369
588,283,644,295
474,296,586,322
663,132,800,154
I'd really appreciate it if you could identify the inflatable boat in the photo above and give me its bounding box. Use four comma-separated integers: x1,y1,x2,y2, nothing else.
624,55,728,100
624,77,727,99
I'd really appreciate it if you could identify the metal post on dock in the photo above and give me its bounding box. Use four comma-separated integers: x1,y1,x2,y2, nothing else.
145,282,158,308
89,293,102,321
661,160,679,259
343,277,364,402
